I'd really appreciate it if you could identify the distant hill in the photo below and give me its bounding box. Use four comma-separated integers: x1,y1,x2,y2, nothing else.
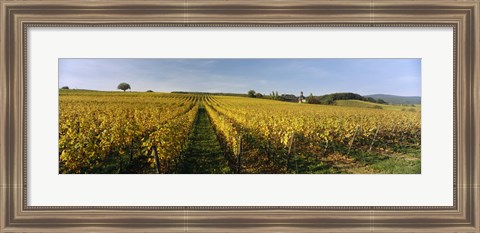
335,100,420,112
308,92,387,105
335,100,386,109
365,94,421,105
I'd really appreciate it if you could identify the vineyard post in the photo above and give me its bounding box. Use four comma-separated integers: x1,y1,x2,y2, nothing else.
347,126,359,155
286,131,295,173
223,140,228,159
266,140,271,161
391,123,398,145
151,146,161,174
225,139,235,172
129,139,134,162
399,123,405,142
236,136,243,174
368,126,381,152
401,122,412,144
398,122,410,148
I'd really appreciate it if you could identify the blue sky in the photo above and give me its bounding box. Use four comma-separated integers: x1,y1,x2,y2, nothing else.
59,58,421,96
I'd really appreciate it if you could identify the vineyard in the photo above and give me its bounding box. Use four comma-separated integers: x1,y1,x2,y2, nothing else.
59,90,421,174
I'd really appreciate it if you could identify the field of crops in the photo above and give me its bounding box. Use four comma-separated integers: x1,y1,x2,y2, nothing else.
59,91,198,173
59,91,421,174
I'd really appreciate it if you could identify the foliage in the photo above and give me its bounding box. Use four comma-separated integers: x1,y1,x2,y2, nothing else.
377,99,387,104
204,95,420,174
59,92,421,174
247,90,256,97
307,93,320,104
308,92,389,105
59,92,198,173
117,82,131,92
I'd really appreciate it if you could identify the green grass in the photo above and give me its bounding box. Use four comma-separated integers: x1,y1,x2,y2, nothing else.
345,146,421,174
178,101,231,174
370,146,421,174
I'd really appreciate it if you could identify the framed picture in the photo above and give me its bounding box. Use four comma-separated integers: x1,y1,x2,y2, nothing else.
1,0,478,232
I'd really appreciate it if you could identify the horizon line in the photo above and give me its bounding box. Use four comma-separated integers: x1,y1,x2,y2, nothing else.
59,88,421,98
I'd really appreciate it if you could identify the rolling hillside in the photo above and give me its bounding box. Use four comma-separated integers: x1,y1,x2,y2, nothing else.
335,100,420,111
365,94,421,105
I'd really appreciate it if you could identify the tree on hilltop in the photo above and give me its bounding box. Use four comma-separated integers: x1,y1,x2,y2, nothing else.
248,90,256,98
117,83,131,92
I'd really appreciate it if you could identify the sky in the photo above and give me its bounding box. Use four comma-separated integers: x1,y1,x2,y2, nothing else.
59,58,421,96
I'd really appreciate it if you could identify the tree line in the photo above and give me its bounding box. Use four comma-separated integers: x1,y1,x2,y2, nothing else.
247,90,387,105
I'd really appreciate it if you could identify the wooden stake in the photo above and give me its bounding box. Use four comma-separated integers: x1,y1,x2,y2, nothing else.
288,132,295,155
236,136,243,174
347,126,359,155
401,122,412,143
368,126,381,152
129,139,134,162
152,146,161,174
286,132,295,173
